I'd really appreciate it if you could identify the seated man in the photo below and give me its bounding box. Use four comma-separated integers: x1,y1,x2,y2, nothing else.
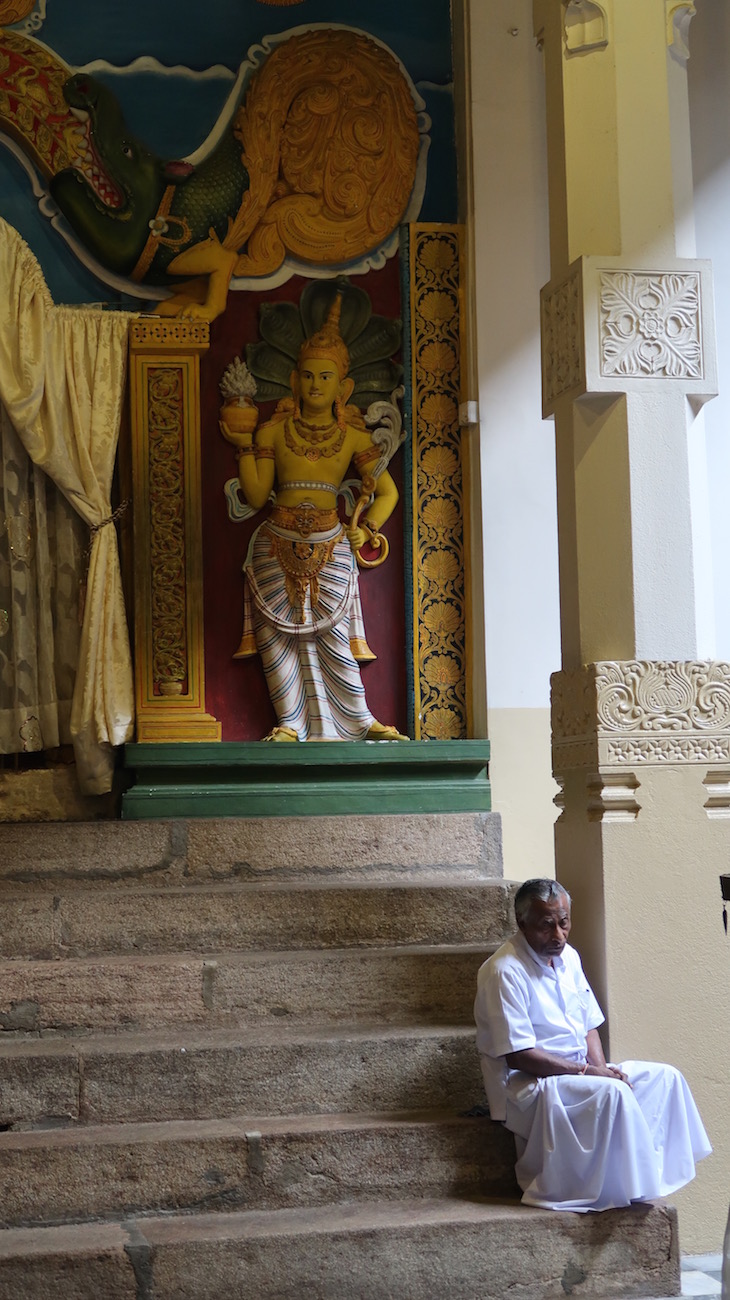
474,877,711,1212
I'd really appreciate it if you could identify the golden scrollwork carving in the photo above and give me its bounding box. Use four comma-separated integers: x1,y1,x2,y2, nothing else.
147,367,187,693
227,28,420,278
0,0,37,21
410,225,467,741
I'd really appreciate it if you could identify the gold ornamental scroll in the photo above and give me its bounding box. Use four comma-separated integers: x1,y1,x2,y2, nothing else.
410,224,468,741
129,319,221,741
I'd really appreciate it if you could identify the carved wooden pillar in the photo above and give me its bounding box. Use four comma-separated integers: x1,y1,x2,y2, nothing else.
129,319,221,742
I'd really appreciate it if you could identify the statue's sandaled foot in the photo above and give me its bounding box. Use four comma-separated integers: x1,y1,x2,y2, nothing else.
263,725,299,742
366,721,409,741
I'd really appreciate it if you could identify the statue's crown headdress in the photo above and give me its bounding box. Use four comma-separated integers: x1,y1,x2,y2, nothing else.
297,294,350,380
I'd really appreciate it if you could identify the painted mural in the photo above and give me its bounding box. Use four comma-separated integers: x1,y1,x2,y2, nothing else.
0,0,456,305
0,0,458,745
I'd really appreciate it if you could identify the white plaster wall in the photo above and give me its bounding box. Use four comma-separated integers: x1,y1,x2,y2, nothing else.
688,0,730,659
469,0,560,880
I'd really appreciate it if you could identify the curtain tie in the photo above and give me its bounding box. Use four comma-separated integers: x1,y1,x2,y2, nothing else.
86,499,130,555
79,500,130,624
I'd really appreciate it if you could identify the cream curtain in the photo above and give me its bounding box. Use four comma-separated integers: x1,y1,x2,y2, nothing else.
0,218,134,794
0,404,86,754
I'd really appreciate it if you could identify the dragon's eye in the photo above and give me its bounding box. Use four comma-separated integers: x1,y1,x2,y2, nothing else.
121,143,133,158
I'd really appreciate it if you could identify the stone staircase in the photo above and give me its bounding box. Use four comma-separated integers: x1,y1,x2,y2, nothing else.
0,813,680,1298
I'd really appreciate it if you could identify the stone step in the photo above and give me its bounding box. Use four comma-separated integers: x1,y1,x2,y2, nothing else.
0,1110,519,1227
0,945,492,1032
0,810,502,890
0,1198,680,1299
0,877,514,960
0,1025,485,1128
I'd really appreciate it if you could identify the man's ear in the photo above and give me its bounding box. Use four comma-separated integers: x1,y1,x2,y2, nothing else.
340,377,355,405
290,369,300,399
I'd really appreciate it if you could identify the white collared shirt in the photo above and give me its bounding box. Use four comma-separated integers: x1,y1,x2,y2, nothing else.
474,931,604,1120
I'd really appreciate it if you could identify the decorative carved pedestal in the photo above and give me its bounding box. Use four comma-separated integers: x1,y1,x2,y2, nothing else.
129,319,221,742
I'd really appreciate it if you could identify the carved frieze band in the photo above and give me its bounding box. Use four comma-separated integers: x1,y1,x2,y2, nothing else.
129,319,210,350
599,271,703,379
541,265,583,411
552,660,730,772
410,224,467,741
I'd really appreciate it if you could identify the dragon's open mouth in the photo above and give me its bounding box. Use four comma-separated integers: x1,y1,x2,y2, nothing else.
68,107,124,210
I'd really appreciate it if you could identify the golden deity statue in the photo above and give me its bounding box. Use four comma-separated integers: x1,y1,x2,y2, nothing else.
220,297,407,742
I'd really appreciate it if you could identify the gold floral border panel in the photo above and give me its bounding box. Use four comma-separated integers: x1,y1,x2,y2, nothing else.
410,224,467,740
129,319,221,741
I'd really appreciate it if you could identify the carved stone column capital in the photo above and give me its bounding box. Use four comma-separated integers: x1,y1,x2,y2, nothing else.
552,660,730,775
541,256,717,415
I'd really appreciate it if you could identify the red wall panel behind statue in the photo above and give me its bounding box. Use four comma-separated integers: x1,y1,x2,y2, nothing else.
199,258,408,741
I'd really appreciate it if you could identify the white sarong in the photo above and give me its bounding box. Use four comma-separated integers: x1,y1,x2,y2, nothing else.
475,935,712,1214
506,1059,712,1212
245,520,374,741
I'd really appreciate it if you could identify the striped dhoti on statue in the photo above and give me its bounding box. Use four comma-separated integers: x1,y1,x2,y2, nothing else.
244,516,375,740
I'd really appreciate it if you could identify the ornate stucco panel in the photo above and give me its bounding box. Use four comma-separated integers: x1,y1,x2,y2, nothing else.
552,660,730,774
540,256,717,415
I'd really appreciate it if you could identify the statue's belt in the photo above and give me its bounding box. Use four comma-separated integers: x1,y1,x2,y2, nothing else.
131,186,193,282
267,503,340,542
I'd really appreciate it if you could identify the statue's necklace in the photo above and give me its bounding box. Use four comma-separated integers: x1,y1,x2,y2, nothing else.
285,417,346,462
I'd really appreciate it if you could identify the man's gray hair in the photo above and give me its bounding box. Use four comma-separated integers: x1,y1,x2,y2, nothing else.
514,878,571,925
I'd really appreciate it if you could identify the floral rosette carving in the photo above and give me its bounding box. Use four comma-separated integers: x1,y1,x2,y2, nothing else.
131,320,209,349
412,228,466,740
600,272,702,379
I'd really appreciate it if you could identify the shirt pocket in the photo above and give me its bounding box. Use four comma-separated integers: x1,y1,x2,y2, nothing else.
563,982,591,1034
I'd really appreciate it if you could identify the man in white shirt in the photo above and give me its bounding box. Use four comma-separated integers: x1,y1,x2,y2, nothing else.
474,878,711,1212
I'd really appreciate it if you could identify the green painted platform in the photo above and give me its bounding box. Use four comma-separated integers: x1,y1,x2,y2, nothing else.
122,739,491,819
